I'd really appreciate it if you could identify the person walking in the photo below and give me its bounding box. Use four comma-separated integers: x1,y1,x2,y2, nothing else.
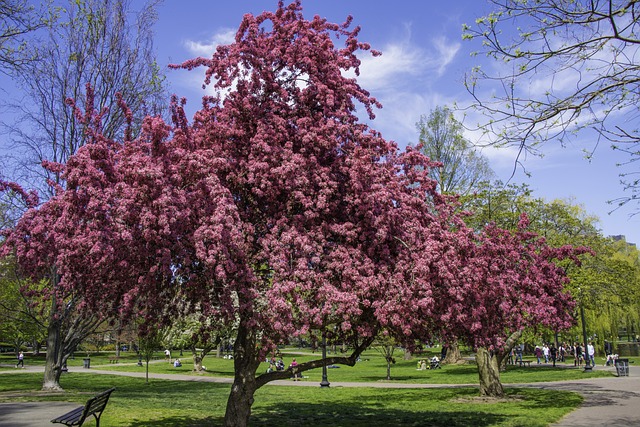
587,342,595,367
515,344,523,364
549,343,557,367
534,346,543,364
543,344,550,363
16,351,24,368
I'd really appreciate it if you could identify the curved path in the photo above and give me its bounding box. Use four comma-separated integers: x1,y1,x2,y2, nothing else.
1,363,638,426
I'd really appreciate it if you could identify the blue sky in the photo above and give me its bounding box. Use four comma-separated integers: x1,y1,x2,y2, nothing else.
2,1,635,244
151,0,640,245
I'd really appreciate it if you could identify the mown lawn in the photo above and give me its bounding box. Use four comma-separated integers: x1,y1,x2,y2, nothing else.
0,347,622,426
0,372,582,427
53,347,615,384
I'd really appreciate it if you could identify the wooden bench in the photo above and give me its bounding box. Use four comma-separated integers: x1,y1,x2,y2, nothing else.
108,355,120,364
518,360,532,367
51,387,115,427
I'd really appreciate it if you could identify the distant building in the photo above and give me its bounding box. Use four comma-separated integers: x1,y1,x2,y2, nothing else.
610,235,637,248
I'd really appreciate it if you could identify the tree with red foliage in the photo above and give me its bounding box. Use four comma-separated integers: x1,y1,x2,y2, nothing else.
1,1,584,424
425,215,588,396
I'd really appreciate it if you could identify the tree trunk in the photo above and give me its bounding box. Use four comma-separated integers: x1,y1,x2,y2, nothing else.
443,342,462,365
224,323,260,427
192,351,204,371
498,330,524,371
42,318,64,391
32,338,41,356
386,359,392,380
475,347,504,397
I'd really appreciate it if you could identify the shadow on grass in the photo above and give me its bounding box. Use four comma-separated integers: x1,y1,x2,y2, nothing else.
249,404,507,427
127,416,222,426
124,405,507,427
125,387,579,427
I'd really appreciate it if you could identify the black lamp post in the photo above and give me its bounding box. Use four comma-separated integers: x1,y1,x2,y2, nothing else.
320,332,330,388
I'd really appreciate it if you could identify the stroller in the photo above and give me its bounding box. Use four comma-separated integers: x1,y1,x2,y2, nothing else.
430,356,441,369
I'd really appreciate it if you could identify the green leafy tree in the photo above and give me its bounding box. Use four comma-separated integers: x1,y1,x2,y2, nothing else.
166,314,236,372
461,181,535,230
372,332,398,380
415,105,494,196
0,256,47,355
138,327,164,384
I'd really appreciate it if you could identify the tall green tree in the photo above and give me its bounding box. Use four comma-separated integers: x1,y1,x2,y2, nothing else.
0,258,47,354
415,105,494,196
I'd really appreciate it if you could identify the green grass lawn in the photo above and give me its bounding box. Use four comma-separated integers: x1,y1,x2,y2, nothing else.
0,348,623,426
64,348,614,384
1,348,622,384
0,372,582,427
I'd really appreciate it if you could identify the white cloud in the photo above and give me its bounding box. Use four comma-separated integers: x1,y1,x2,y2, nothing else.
355,26,461,92
432,36,460,76
184,28,237,57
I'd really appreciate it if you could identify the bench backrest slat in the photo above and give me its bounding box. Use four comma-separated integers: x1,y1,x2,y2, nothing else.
79,388,115,423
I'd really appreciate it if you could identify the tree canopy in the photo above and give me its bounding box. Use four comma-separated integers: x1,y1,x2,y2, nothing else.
415,105,494,196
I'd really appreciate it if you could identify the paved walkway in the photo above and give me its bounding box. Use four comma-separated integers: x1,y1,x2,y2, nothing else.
1,363,639,426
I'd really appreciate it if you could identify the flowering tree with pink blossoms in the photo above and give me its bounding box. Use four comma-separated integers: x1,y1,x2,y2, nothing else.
423,215,588,396
1,1,585,424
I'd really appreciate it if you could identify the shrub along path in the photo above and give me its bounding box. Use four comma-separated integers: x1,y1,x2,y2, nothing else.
1,364,638,426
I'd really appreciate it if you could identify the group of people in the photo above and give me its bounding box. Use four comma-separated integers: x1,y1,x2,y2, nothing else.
266,356,286,373
509,341,600,367
265,356,304,380
568,342,596,367
416,356,440,370
532,343,564,366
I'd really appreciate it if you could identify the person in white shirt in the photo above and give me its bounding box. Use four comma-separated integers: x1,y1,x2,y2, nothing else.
587,342,595,366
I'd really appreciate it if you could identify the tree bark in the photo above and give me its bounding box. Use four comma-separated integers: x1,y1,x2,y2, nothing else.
475,347,504,397
443,342,462,364
42,317,64,391
192,351,204,371
41,279,103,392
386,359,392,380
497,330,524,371
224,323,260,427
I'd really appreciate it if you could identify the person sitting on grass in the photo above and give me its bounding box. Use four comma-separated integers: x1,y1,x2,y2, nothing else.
173,358,182,368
